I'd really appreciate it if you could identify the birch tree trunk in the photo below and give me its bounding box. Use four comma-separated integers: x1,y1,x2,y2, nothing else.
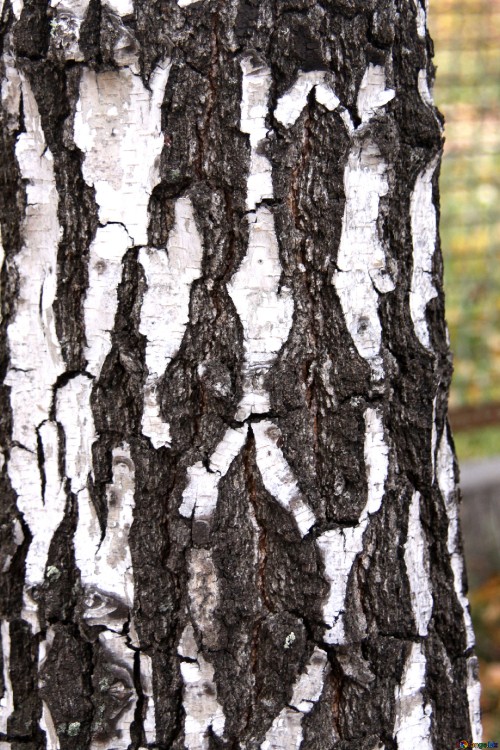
0,0,482,748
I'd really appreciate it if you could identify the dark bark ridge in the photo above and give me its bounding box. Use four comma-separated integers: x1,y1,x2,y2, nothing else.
0,1,479,749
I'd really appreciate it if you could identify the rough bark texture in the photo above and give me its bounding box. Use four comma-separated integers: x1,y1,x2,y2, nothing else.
0,0,481,749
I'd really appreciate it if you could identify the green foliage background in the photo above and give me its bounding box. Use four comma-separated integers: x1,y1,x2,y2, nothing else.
430,0,500,409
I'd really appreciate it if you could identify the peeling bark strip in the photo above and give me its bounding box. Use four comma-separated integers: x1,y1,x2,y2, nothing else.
0,1,480,748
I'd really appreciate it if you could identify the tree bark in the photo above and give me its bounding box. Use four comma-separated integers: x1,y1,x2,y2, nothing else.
0,0,481,748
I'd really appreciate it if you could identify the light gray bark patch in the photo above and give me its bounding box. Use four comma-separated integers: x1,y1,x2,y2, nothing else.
186,549,219,650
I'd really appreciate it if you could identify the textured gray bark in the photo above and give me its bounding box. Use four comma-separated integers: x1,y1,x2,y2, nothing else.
0,1,480,749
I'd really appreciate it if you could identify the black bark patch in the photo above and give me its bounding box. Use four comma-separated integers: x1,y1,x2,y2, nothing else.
338,636,406,744
13,0,50,58
78,0,101,63
425,636,471,746
88,637,135,745
21,61,98,370
7,620,43,743
130,439,187,747
209,452,262,740
39,626,93,750
356,488,415,640
40,492,79,624
92,249,147,438
159,278,244,456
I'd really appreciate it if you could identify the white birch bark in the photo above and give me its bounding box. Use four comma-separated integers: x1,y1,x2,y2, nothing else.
0,2,479,746
139,196,204,449
394,492,433,748
437,431,482,741
4,72,65,631
0,622,13,737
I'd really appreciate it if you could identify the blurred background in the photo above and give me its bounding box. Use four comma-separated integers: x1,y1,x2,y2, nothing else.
429,0,500,735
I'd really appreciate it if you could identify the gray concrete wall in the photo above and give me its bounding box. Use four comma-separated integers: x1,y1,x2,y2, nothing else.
460,456,500,588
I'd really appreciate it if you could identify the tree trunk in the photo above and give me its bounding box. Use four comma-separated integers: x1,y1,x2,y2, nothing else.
0,0,482,748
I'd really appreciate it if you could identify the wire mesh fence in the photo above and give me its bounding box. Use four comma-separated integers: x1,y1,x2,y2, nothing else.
430,0,500,412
